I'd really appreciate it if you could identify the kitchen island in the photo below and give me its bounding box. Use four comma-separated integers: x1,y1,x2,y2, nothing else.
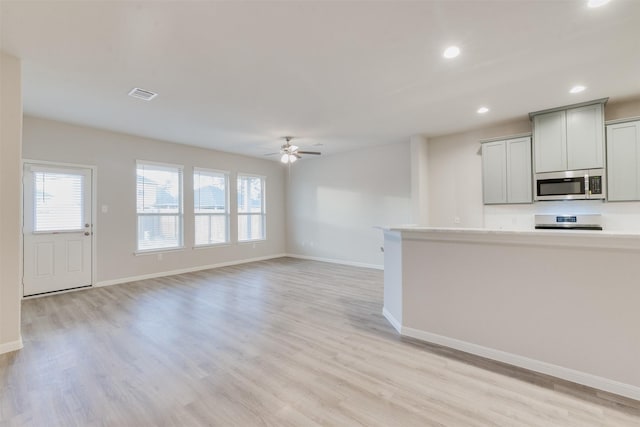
381,226,640,400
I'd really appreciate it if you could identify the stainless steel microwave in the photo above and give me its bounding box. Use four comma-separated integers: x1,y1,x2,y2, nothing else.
534,169,606,201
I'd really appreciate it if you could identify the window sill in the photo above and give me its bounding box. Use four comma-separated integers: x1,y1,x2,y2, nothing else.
193,243,232,250
134,247,185,256
238,239,267,244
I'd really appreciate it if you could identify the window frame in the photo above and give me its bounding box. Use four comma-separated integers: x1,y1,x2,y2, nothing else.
237,173,266,242
135,160,184,254
193,167,230,247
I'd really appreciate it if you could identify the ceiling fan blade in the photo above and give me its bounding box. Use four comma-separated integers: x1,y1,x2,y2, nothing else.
294,153,302,159
296,151,321,155
264,152,279,156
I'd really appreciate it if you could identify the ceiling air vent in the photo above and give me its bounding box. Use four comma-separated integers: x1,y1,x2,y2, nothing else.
128,87,158,101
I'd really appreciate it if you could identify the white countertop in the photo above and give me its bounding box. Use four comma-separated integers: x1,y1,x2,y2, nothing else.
380,225,640,250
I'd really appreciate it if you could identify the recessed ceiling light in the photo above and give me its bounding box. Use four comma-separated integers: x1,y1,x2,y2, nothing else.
128,87,158,101
587,0,610,8
569,85,586,94
443,46,460,59
477,107,489,114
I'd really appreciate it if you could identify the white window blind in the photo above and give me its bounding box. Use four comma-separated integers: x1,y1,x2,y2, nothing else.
34,171,84,232
136,162,183,251
237,175,265,241
194,168,229,246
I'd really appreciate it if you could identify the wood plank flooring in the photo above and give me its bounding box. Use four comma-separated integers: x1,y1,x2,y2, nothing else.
1,257,638,426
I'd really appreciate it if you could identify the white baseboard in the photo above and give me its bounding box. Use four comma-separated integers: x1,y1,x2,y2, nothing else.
399,326,640,401
96,253,382,288
382,307,402,333
286,253,383,270
95,253,287,287
0,337,23,355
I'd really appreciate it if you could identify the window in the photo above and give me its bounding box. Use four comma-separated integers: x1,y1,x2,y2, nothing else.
237,174,265,241
136,162,183,251
34,171,84,232
194,168,229,246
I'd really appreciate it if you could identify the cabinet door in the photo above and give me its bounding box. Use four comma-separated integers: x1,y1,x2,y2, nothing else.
506,137,532,203
534,111,566,173
567,103,604,170
607,121,640,201
482,141,507,204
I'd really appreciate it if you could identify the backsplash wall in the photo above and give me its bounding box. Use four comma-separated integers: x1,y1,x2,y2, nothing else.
484,201,640,233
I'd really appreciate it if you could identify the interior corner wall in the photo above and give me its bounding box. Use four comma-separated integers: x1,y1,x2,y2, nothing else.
427,119,532,227
0,52,23,354
410,135,429,225
285,141,412,268
22,116,286,285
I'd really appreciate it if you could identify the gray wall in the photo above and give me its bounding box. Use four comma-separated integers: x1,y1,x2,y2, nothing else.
23,116,287,284
286,141,412,268
427,119,532,227
284,97,640,269
0,52,23,353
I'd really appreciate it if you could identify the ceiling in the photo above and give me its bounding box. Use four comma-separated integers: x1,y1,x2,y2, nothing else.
2,1,639,159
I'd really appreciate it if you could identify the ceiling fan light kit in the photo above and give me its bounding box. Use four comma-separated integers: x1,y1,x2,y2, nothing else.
277,136,321,164
281,153,297,164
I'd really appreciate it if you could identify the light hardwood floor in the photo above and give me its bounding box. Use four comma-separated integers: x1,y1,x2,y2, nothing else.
1,257,638,426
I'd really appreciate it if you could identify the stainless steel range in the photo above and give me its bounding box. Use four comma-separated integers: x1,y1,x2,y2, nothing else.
534,214,602,230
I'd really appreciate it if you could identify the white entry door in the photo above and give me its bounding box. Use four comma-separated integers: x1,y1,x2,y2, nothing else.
23,164,93,296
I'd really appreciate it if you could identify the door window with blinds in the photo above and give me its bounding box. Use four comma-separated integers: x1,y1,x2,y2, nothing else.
194,168,229,246
33,170,85,232
136,161,183,251
237,174,266,241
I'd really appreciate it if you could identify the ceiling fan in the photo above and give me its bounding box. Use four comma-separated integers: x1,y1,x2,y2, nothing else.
272,136,321,164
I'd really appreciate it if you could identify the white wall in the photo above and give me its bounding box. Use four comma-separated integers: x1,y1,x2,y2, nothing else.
286,141,412,268
23,116,287,285
0,52,23,354
18,97,640,294
485,200,640,232
427,98,640,231
410,135,429,225
427,119,531,227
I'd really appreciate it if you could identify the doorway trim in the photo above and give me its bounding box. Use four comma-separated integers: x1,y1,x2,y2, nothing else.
22,159,98,298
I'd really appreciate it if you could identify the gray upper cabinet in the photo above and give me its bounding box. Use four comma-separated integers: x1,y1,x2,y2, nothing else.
567,103,604,170
532,101,605,173
534,111,566,173
607,120,640,201
506,137,533,203
482,141,507,204
482,136,532,205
